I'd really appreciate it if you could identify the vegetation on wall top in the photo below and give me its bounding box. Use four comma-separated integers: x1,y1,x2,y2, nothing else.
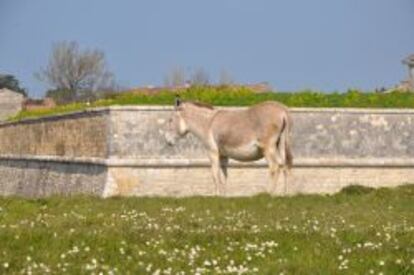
10,86,414,121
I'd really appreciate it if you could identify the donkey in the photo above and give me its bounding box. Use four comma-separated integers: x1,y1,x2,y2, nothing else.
164,97,293,195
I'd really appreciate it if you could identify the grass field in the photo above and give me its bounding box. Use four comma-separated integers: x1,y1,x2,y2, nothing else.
0,185,414,274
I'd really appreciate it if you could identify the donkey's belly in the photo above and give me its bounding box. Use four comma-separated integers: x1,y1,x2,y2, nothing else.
221,143,263,162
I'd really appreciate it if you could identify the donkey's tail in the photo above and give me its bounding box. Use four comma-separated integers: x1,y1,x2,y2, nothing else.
278,114,293,169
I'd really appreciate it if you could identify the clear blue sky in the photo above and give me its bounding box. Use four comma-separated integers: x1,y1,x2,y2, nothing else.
1,0,413,97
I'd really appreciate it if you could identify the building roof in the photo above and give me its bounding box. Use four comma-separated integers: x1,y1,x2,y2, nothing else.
402,54,414,66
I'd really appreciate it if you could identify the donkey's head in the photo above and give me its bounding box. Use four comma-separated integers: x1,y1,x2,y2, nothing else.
164,96,189,145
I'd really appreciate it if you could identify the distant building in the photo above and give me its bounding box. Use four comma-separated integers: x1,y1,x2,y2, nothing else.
234,82,272,93
0,88,24,121
129,82,272,95
383,54,414,93
23,97,56,111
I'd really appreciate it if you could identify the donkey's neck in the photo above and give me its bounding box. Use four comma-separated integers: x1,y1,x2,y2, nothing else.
182,105,216,146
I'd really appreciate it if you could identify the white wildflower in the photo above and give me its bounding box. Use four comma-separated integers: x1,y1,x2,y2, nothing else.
395,259,402,264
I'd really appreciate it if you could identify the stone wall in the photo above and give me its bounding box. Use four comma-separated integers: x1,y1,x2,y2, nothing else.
0,110,109,158
108,166,414,197
0,157,108,197
1,106,414,197
109,107,414,160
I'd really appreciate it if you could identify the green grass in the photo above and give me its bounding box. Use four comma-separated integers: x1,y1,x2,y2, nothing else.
10,86,414,121
0,185,413,274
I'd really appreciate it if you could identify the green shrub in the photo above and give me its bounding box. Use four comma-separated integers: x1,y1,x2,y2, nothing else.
339,185,375,195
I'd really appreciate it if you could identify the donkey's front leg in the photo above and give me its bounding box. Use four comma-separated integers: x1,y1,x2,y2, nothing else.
209,152,227,196
219,156,229,195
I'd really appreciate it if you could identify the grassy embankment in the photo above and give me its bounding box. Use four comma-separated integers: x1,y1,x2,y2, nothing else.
0,185,413,274
11,86,414,121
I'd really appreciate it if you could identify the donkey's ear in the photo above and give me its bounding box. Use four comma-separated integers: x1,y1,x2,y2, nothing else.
174,95,181,108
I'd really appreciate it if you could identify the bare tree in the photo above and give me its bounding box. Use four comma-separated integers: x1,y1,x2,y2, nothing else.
164,67,186,87
219,69,234,85
35,41,115,101
190,67,210,86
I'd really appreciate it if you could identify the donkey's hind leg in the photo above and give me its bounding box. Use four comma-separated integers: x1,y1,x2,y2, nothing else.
264,148,281,196
276,131,289,195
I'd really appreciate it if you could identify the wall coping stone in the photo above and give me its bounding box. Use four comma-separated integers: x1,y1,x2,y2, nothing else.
102,105,414,114
0,108,110,128
1,105,414,128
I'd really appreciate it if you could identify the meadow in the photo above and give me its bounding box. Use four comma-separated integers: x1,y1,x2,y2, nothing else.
0,185,413,274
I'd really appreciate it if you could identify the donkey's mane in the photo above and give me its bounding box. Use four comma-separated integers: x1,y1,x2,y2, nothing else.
185,100,215,110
